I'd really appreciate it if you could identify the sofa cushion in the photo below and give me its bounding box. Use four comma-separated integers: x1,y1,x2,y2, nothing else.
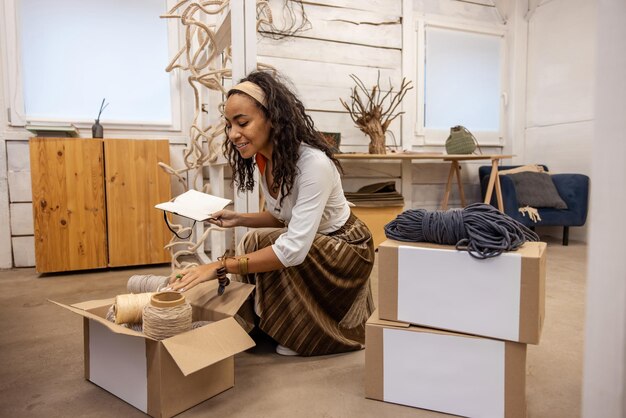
505,171,568,209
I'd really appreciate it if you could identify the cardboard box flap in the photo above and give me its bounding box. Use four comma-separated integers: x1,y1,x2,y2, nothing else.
382,238,547,258
72,298,115,311
49,300,145,339
367,309,411,328
184,280,255,317
162,316,255,376
516,241,547,258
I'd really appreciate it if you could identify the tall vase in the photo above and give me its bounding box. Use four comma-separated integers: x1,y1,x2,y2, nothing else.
92,120,103,138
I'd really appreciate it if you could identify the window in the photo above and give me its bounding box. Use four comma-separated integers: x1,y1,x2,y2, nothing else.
5,0,180,128
415,19,506,146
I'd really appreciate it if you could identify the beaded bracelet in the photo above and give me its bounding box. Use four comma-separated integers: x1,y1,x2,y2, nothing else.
216,255,231,296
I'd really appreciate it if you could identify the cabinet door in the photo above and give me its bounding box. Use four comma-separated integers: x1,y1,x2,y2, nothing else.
104,139,172,267
30,138,107,273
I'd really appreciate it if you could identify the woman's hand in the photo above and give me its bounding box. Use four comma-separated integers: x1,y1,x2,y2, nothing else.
167,262,220,292
208,209,240,228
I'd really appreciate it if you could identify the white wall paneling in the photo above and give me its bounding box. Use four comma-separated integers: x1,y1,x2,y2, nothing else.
263,2,401,49
507,0,529,163
258,37,401,69
412,0,501,23
6,140,29,171
526,0,595,127
9,202,32,236
7,168,31,203
6,141,31,205
0,0,15,268
12,236,34,268
0,139,12,268
258,56,401,91
524,121,593,175
301,0,402,15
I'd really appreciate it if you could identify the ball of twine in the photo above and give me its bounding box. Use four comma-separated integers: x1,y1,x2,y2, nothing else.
127,274,170,293
106,305,144,332
142,292,192,340
114,292,154,324
107,305,209,333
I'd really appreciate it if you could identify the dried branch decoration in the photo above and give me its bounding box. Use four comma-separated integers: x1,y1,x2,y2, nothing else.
158,0,277,271
257,0,311,39
340,73,413,154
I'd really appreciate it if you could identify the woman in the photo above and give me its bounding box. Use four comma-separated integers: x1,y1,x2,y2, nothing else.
168,71,375,356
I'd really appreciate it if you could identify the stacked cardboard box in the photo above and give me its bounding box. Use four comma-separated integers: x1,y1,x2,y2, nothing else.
366,239,547,417
53,280,256,418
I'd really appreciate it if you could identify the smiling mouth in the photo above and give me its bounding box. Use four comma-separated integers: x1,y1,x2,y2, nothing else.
235,142,249,150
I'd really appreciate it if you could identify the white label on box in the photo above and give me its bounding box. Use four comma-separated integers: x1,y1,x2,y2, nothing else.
397,246,522,341
89,320,148,412
383,327,505,417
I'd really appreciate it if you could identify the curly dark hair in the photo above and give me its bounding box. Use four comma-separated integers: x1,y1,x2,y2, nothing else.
223,71,342,206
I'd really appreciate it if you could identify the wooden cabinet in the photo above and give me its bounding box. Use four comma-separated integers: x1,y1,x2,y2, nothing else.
30,138,107,272
30,138,172,273
104,139,172,267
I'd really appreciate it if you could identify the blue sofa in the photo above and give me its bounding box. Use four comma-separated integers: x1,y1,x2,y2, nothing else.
479,165,589,245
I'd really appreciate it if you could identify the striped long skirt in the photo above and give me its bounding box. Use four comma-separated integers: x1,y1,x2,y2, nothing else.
235,213,375,356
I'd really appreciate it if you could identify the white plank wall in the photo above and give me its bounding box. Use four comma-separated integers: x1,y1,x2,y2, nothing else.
0,139,12,268
6,141,31,203
5,141,36,266
12,236,35,268
257,0,403,154
9,203,33,235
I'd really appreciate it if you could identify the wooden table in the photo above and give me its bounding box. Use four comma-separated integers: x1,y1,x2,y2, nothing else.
335,153,514,211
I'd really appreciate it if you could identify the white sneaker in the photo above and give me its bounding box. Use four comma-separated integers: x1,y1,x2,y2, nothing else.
275,344,299,356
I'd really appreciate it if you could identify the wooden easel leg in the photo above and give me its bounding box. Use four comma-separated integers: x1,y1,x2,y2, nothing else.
484,159,498,205
441,162,456,210
495,166,504,211
454,162,467,207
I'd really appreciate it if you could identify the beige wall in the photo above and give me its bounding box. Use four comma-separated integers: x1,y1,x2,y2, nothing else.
524,0,596,241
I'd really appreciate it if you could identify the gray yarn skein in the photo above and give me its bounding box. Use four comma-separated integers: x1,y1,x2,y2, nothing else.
384,203,539,259
127,275,170,293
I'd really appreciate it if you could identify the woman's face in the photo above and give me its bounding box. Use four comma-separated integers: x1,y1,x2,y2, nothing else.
224,93,272,159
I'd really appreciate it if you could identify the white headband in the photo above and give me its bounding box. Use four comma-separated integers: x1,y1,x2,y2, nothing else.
229,81,267,108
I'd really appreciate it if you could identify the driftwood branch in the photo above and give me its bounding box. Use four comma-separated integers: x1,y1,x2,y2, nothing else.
341,72,413,154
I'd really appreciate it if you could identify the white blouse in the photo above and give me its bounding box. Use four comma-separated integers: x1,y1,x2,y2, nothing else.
260,144,351,267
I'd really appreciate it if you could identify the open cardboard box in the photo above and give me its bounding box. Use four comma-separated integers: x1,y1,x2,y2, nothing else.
378,240,547,344
365,310,526,418
52,280,255,418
